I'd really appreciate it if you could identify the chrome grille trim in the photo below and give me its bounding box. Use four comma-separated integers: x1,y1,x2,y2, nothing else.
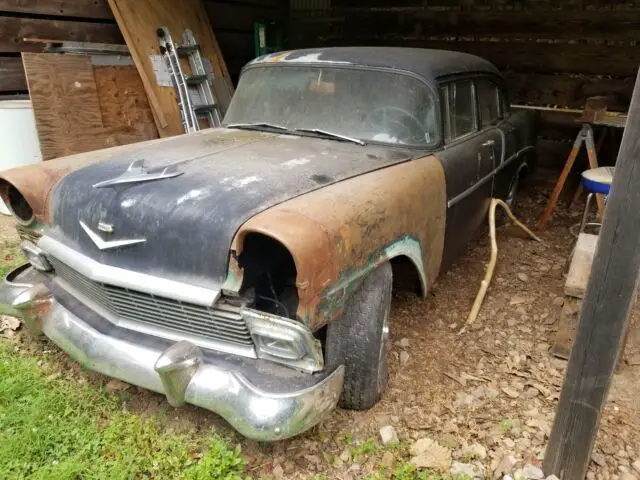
49,257,256,356
39,235,220,306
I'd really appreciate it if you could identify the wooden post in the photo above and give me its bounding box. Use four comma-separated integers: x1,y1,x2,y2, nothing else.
543,68,640,479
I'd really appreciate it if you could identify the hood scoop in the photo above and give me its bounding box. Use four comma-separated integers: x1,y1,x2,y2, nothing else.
93,159,183,189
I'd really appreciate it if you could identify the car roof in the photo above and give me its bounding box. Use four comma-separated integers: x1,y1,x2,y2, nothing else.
247,47,502,84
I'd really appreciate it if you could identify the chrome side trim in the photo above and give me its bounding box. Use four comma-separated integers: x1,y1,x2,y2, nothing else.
447,144,535,208
38,235,220,306
41,299,344,441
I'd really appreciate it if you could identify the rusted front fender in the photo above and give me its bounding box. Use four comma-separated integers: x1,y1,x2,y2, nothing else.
229,155,447,330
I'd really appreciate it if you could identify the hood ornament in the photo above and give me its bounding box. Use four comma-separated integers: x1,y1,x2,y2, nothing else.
93,159,183,189
80,221,146,250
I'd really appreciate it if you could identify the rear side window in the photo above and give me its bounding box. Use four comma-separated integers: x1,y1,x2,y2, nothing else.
440,80,476,142
476,79,501,127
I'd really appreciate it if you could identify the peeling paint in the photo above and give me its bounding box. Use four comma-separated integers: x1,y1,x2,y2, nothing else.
121,198,137,208
176,188,206,205
233,176,260,188
281,158,311,169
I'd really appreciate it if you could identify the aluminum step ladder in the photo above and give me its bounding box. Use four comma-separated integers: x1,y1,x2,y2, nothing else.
157,27,222,133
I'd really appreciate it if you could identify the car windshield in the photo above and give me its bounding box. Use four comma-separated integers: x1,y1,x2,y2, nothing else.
223,66,439,147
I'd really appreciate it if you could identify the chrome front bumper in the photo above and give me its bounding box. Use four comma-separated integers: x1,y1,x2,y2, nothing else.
1,265,344,441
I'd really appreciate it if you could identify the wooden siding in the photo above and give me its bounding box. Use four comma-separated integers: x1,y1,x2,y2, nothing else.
288,1,639,166
0,0,284,95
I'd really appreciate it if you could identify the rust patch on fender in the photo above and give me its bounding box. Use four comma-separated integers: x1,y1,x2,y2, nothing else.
232,154,447,329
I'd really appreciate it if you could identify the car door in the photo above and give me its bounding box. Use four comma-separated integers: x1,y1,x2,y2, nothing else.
438,78,502,270
476,77,520,201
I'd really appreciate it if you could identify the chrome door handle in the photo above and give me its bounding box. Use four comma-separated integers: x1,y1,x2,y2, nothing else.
482,140,496,147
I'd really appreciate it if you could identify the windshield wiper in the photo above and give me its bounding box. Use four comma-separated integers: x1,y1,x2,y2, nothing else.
294,128,365,146
226,122,291,132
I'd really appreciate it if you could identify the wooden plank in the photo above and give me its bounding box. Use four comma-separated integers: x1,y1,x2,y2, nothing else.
22,52,156,160
551,297,581,360
565,233,599,299
0,56,27,91
291,8,640,42
505,73,634,113
0,16,122,54
22,52,104,159
0,0,113,19
23,37,128,54
107,0,234,137
94,65,158,142
543,68,640,480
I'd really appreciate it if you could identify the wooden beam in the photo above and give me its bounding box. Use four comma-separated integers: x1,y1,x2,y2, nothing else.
543,68,640,479
23,37,128,54
0,16,122,53
0,0,114,20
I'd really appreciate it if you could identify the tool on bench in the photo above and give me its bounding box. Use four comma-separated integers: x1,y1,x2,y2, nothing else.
157,27,222,133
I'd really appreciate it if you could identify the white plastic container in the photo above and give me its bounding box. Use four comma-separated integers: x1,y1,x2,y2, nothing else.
0,100,43,215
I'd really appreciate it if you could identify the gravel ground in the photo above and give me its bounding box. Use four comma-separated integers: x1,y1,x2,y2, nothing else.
1,169,638,480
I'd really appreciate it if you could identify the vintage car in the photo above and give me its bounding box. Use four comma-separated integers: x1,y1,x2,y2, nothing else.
0,47,535,440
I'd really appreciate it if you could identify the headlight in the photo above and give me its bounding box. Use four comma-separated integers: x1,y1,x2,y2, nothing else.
242,308,324,373
20,241,52,272
7,185,34,225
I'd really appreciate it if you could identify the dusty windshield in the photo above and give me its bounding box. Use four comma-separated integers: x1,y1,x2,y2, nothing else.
223,66,439,147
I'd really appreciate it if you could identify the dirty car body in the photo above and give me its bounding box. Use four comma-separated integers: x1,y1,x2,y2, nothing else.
0,47,535,440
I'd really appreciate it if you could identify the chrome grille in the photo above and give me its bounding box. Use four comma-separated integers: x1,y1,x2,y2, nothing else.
49,257,253,346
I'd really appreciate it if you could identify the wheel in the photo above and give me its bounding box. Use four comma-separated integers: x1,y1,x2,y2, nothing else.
325,262,392,410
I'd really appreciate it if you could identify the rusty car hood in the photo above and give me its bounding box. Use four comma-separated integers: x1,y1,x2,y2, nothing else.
46,128,416,291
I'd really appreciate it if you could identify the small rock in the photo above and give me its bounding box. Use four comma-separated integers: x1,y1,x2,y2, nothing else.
619,474,638,480
410,438,452,472
587,473,596,480
485,387,500,399
546,475,560,480
517,273,529,282
105,379,130,393
451,461,478,479
398,338,410,348
381,451,394,468
272,464,284,479
510,296,526,305
592,452,607,467
494,454,517,477
632,460,640,474
504,438,516,449
522,463,544,480
400,351,410,365
464,443,488,460
502,386,521,399
504,476,514,480
380,425,399,445
552,297,564,307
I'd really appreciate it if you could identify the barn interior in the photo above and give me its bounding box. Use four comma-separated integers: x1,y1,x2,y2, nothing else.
0,2,638,478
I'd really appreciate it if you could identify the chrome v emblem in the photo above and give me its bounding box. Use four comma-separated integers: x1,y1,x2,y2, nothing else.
93,159,183,189
79,221,146,250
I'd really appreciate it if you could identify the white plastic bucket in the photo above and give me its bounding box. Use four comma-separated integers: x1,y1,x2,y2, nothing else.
0,100,43,215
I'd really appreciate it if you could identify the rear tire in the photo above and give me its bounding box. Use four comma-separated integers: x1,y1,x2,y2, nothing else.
325,263,392,410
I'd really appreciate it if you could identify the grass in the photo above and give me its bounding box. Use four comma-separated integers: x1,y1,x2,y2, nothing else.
0,342,247,479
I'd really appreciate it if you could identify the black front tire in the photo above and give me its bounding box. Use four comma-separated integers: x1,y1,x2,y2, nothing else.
325,262,392,410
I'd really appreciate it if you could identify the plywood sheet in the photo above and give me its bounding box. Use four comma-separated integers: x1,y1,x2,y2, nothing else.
108,0,234,137
22,53,157,160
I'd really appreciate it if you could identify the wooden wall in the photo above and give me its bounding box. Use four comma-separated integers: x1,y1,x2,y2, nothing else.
0,0,285,96
288,1,639,166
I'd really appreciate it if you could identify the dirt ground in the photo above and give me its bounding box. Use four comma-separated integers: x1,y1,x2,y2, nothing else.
2,169,639,480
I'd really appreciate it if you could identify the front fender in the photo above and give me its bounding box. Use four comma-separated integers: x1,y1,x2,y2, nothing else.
228,154,447,330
